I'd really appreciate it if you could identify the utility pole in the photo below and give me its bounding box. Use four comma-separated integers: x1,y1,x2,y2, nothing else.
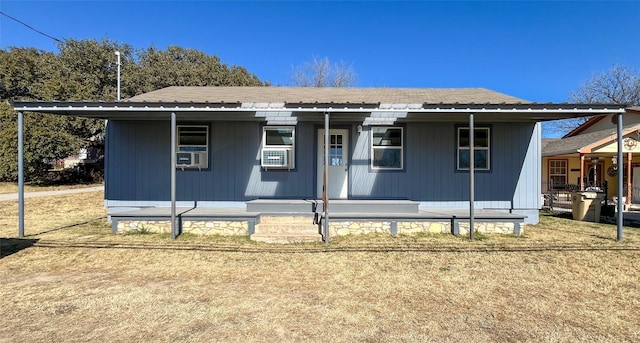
115,51,121,101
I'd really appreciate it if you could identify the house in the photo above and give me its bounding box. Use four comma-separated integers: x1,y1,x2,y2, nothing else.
542,106,640,205
12,87,625,242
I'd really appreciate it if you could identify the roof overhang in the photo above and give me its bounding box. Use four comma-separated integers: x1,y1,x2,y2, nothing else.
542,123,640,156
10,100,627,122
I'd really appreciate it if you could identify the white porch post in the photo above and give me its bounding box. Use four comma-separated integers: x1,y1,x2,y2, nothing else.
171,112,177,240
469,113,475,241
579,154,585,190
627,152,632,205
323,111,330,243
617,112,623,241
18,111,24,238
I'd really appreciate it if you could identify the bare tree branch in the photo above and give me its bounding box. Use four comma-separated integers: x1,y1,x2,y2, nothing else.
289,56,357,87
570,65,640,105
546,65,640,137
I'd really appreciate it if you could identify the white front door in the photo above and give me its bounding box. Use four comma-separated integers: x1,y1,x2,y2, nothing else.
317,129,349,199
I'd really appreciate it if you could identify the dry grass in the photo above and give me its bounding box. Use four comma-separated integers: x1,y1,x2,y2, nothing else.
0,182,103,194
1,191,639,342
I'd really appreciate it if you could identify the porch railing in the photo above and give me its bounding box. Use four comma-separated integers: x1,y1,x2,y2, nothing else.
542,180,609,209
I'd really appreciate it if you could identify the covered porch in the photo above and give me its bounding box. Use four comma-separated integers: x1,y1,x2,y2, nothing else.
11,87,629,242
543,120,640,208
110,199,527,243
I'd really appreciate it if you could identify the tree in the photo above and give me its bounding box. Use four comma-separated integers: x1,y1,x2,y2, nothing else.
0,47,82,181
132,46,264,94
53,38,136,101
571,65,640,105
0,39,267,182
289,56,357,87
0,103,81,181
546,65,640,137
0,47,56,99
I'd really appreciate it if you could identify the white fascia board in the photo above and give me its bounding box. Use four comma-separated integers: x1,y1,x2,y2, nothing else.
12,103,627,119
542,149,581,157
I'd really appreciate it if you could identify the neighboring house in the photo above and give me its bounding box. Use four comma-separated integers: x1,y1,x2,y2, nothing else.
542,106,640,204
12,87,624,241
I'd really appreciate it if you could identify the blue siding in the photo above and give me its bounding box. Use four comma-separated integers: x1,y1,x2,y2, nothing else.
106,120,540,211
106,120,316,201
350,122,536,208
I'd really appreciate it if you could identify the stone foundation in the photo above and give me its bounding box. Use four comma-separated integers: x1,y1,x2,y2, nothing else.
397,221,451,234
457,221,523,235
329,220,522,236
116,220,249,236
329,221,392,236
115,219,522,237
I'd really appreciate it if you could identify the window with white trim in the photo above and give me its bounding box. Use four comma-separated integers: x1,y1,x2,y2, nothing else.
457,127,490,170
549,160,567,189
261,126,295,169
176,125,208,169
371,127,403,169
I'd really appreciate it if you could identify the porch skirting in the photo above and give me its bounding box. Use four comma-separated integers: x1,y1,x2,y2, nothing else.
112,217,524,237
116,219,252,236
330,220,521,236
110,200,525,239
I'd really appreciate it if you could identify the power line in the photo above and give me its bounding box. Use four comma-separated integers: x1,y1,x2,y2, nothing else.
0,11,62,43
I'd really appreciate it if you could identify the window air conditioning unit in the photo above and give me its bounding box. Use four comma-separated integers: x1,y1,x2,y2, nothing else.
261,148,290,169
176,151,208,169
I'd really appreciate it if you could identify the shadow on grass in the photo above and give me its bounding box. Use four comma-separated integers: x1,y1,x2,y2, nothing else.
29,239,640,254
542,210,640,229
24,217,107,237
0,238,39,258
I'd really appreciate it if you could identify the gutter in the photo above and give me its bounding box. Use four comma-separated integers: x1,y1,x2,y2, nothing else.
11,104,627,115
542,149,581,157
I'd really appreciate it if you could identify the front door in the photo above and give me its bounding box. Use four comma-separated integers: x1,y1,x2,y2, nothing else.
317,129,349,199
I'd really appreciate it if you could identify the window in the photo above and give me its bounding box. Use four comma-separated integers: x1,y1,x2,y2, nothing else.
176,125,208,169
549,160,567,189
262,126,295,169
329,134,344,166
371,127,403,169
457,127,490,170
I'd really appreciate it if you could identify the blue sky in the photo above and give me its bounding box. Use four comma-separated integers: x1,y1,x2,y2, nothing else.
1,0,639,104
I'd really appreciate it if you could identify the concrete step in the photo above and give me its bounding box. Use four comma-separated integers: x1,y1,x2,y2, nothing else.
257,214,316,224
250,232,322,244
254,223,319,234
253,214,321,243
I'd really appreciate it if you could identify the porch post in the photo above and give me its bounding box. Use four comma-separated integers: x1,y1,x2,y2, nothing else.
627,152,632,206
469,113,475,241
171,112,177,240
617,113,623,241
323,111,330,243
579,154,585,191
18,111,24,238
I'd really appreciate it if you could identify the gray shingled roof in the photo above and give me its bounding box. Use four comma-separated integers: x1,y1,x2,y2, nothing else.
543,123,640,156
126,86,530,104
541,138,559,151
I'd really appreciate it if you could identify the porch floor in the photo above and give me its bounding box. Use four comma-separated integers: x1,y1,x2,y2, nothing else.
110,201,526,221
